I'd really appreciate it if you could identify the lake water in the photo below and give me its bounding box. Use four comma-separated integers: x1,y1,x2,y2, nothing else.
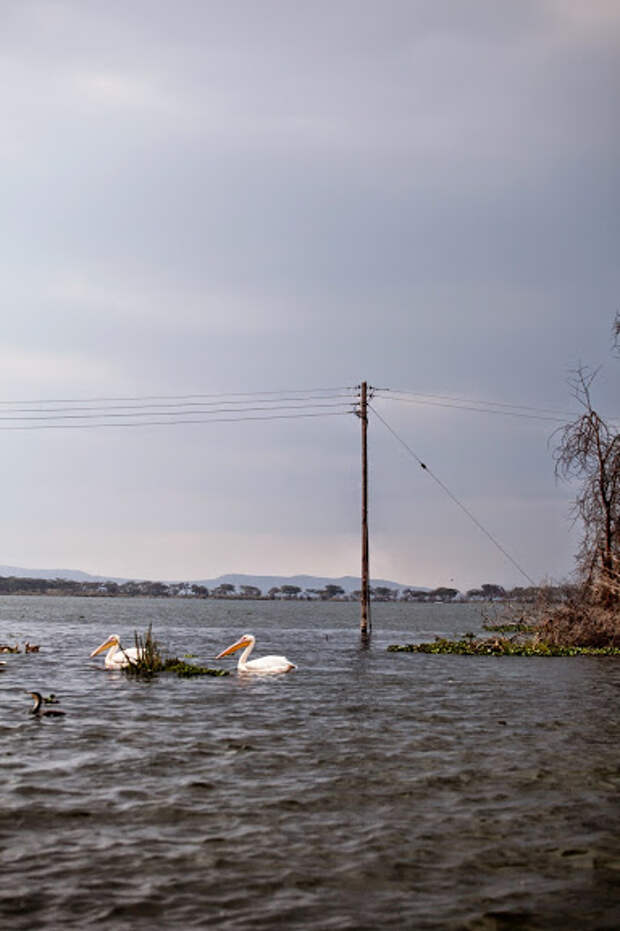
1,596,619,930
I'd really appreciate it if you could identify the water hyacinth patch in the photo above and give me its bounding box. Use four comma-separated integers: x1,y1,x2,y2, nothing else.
482,622,537,633
387,637,620,656
163,659,229,678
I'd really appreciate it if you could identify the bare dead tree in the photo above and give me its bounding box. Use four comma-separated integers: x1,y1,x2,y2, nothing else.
553,366,619,606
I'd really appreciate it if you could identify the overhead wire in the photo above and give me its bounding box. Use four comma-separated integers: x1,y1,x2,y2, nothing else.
0,386,357,406
0,393,355,416
376,388,582,418
368,403,537,586
374,388,619,426
0,400,353,424
0,385,358,430
373,394,568,423
0,410,353,431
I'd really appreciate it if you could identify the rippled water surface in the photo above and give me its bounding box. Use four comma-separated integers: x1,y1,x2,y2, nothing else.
1,596,619,930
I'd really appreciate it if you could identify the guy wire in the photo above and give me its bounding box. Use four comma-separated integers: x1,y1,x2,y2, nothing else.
368,404,536,586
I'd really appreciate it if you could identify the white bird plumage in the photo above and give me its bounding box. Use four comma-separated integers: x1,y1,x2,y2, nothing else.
216,633,296,674
90,634,142,668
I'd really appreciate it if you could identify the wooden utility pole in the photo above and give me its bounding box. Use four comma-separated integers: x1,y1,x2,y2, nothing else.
360,382,371,641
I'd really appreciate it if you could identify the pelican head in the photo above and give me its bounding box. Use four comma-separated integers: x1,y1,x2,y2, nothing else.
216,633,254,659
90,634,121,658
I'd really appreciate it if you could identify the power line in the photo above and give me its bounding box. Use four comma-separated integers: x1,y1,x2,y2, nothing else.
368,403,537,586
0,410,353,432
377,388,585,418
0,393,354,416
0,386,357,406
0,400,354,424
375,394,620,434
373,393,570,424
375,389,619,426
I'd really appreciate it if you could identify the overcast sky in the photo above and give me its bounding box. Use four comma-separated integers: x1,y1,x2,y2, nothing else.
1,0,618,590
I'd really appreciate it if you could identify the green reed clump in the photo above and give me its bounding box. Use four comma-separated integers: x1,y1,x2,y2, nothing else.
387,637,620,656
122,626,230,679
122,624,165,678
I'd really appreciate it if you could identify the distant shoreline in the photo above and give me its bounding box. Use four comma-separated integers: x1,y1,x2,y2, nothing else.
0,589,472,603
0,573,570,604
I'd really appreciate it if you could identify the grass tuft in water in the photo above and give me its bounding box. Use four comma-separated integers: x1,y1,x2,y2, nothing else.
121,626,229,679
122,624,165,678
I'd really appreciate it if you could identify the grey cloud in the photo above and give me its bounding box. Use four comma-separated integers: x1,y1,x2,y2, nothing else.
0,1,618,586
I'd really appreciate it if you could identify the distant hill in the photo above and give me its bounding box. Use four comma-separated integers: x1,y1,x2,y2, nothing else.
0,565,425,594
193,573,425,594
0,564,122,582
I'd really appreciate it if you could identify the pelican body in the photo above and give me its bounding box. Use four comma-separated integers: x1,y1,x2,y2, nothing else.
90,634,141,669
216,633,296,674
28,692,65,717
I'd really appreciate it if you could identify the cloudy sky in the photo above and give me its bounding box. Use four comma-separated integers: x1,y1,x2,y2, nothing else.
1,0,618,590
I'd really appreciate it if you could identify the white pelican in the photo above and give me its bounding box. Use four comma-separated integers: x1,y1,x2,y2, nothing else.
90,634,141,669
216,633,296,674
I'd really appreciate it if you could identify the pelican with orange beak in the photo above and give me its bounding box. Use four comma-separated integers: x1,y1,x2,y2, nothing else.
216,633,296,674
90,634,142,669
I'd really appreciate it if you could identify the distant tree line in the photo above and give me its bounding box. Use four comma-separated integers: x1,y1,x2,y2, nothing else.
0,574,573,603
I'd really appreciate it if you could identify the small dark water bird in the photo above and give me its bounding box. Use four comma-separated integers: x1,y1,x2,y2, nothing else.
28,692,66,717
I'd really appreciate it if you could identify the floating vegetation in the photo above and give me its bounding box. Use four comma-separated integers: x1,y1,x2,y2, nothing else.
164,659,229,678
121,626,229,679
387,637,620,656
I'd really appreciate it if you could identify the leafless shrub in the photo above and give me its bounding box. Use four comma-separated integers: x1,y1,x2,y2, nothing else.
552,366,619,608
534,599,619,648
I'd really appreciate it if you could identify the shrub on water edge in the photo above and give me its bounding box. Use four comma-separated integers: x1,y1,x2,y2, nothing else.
534,601,619,649
478,584,619,649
